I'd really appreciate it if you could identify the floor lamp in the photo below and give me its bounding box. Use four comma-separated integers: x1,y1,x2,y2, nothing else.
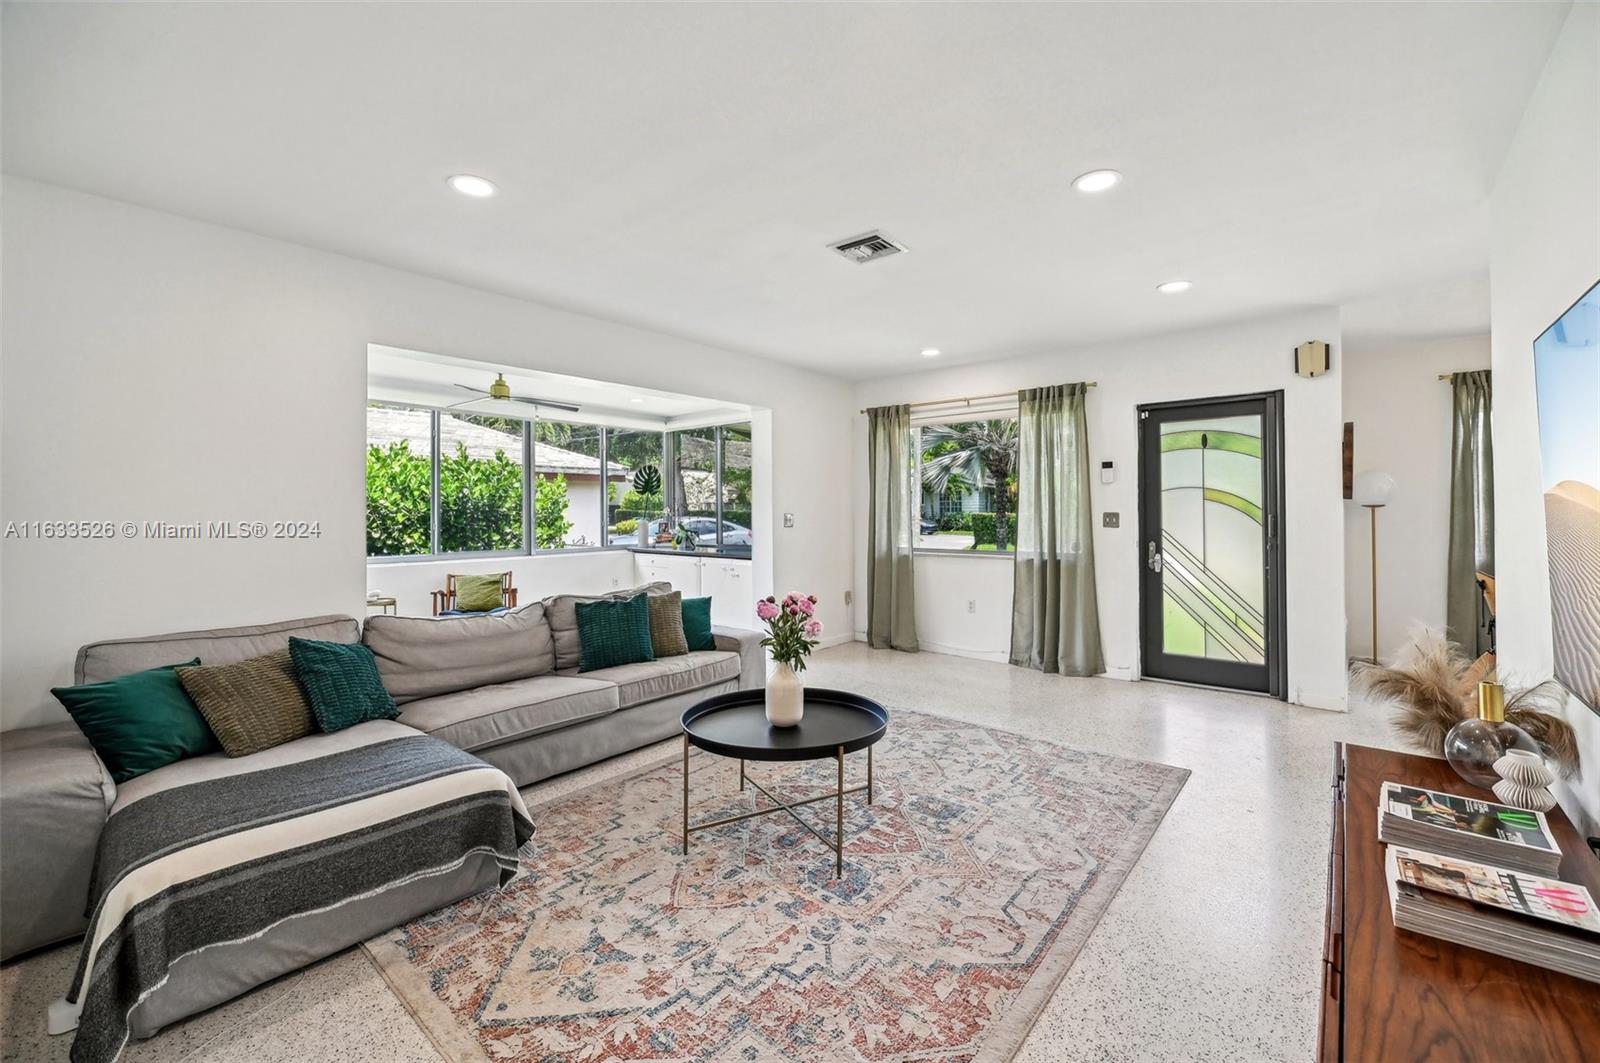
1352,470,1396,662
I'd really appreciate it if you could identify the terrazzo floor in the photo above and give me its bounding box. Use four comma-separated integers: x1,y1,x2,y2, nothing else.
0,643,1402,1062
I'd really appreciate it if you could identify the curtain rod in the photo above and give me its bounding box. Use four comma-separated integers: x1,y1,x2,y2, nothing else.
859,382,1097,415
1437,371,1486,381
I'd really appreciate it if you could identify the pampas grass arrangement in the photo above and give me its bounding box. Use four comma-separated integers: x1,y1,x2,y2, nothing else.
1351,627,1580,777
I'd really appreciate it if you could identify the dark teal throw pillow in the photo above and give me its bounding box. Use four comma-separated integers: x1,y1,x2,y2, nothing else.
52,660,215,783
288,637,398,733
681,596,716,651
576,594,656,672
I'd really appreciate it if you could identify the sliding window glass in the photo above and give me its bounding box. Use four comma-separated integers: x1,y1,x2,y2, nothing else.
366,402,433,557
437,412,526,553
671,427,718,550
917,416,1019,553
606,429,667,547
720,423,754,556
534,420,605,549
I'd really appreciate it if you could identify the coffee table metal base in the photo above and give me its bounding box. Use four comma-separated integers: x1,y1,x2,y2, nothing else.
682,739,873,878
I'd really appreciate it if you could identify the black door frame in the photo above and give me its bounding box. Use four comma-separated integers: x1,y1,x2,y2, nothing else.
1136,391,1287,699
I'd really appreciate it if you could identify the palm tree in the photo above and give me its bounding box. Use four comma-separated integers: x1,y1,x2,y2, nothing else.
920,419,1019,549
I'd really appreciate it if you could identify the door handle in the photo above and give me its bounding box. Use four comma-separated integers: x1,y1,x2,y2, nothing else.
1147,541,1163,573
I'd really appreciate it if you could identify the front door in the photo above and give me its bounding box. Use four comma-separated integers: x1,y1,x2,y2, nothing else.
1137,393,1286,697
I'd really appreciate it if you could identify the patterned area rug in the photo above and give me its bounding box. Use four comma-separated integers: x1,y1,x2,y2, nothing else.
367,710,1188,1063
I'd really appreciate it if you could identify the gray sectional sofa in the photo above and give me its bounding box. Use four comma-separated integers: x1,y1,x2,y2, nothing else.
369,581,765,784
0,582,765,963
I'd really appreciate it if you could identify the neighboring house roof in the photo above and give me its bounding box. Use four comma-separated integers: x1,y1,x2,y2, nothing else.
366,406,627,478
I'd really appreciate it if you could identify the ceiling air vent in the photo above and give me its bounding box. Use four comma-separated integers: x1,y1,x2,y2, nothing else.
829,231,907,264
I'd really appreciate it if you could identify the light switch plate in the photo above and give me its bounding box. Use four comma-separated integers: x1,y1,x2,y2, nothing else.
1102,512,1120,528
783,513,795,528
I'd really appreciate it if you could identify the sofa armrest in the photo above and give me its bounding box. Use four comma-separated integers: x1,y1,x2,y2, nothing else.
0,722,114,960
712,627,767,690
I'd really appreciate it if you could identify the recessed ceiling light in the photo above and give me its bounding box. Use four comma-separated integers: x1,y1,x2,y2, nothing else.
629,396,646,404
1071,169,1122,193
1156,280,1193,294
446,174,497,198
921,348,941,358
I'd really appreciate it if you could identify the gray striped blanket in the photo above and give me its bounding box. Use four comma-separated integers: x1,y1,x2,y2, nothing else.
61,728,533,1063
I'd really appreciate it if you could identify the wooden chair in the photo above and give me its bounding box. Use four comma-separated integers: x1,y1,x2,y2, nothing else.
431,572,518,616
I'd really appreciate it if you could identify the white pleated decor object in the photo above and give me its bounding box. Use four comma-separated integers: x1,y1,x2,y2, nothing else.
1491,749,1557,812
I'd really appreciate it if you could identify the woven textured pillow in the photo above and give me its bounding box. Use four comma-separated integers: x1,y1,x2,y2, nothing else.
288,637,398,733
681,596,716,652
647,590,688,658
454,573,506,613
576,594,655,672
177,649,315,757
52,659,213,782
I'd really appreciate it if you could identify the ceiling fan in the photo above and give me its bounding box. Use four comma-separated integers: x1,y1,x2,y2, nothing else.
447,373,580,413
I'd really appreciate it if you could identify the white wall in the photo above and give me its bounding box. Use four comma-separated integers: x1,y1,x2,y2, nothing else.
1341,334,1491,661
852,308,1350,711
1487,3,1599,834
0,178,854,730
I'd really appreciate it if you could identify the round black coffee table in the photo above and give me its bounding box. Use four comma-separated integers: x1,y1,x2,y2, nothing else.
680,689,889,878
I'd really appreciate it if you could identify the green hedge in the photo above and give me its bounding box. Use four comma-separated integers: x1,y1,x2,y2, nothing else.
938,512,972,532
968,512,1015,549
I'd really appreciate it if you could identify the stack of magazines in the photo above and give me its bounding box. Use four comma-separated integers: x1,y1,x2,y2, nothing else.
1378,782,1562,876
1386,846,1600,983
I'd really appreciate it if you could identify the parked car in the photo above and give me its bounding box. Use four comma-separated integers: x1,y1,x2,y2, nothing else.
679,516,752,546
642,517,753,549
919,516,940,535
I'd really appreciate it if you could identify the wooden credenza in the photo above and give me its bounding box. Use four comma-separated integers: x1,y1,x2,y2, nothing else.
1319,743,1600,1061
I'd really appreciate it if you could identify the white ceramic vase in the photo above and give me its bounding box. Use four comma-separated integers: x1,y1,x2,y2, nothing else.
1491,748,1557,812
765,662,804,727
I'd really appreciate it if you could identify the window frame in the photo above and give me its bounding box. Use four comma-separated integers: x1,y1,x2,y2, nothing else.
912,407,1020,559
366,404,752,563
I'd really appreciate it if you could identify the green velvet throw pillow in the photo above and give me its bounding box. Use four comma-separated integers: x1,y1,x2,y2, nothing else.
576,594,656,672
52,660,215,783
454,573,505,613
681,596,716,651
288,637,398,733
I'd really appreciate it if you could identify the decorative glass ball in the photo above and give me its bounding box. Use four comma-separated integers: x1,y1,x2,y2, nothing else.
1444,716,1540,789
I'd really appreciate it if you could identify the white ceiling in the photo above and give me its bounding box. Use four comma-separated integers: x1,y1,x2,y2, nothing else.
2,3,1568,379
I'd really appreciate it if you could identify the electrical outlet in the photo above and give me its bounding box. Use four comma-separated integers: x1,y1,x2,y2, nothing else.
967,599,977,614
1102,512,1120,528
783,512,795,528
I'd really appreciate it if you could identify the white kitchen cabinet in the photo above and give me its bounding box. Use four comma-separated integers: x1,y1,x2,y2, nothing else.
701,559,754,628
633,552,702,596
633,553,754,628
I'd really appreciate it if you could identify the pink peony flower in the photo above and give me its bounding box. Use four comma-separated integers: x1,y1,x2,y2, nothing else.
803,619,824,638
795,597,815,616
756,600,779,621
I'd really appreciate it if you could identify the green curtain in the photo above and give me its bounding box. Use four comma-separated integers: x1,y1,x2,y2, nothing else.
1447,371,1495,656
1010,383,1104,675
866,404,919,652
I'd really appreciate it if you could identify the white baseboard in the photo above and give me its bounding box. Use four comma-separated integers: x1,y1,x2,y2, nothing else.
815,632,855,650
1292,689,1349,712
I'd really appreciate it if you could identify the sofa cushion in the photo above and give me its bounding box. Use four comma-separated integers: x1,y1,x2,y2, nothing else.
576,594,655,672
397,675,619,752
575,650,741,709
647,591,688,658
288,638,398,733
77,614,359,684
51,660,214,782
544,582,670,672
363,603,555,704
681,596,716,651
176,649,316,757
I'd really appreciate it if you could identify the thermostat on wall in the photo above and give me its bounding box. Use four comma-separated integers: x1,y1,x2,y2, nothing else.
1100,460,1115,484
